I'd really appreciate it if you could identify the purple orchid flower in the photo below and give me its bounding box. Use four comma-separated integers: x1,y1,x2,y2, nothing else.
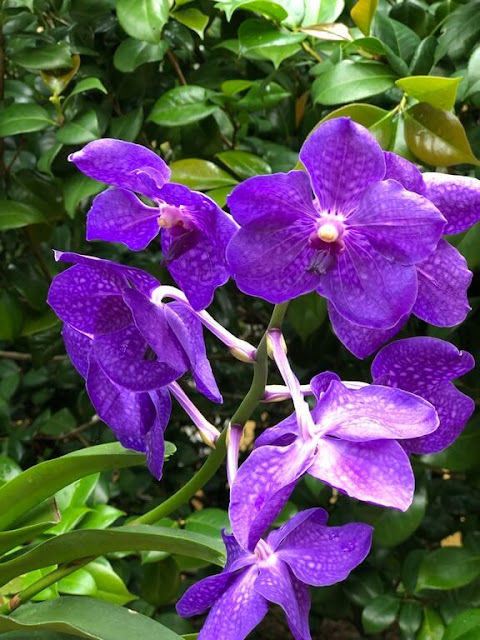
330,154,477,358
229,330,439,551
68,139,238,310
47,252,223,476
371,337,475,454
177,508,372,640
226,118,446,331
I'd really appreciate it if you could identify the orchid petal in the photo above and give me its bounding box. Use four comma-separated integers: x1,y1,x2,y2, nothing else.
383,152,425,195
423,172,480,234
254,414,299,448
62,324,92,378
144,389,172,479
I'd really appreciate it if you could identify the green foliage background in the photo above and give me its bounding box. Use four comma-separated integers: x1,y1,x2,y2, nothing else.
0,0,479,638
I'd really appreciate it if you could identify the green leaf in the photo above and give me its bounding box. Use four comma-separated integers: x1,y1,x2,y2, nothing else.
409,36,437,75
172,9,209,38
396,76,461,110
185,508,229,539
404,103,480,166
13,44,73,71
318,103,395,149
373,489,427,547
56,110,101,145
351,0,379,36
238,19,306,68
214,0,288,22
63,174,106,218
344,569,383,607
312,61,396,105
418,607,445,640
362,595,400,634
457,224,480,269
85,559,136,606
444,609,480,640
288,292,327,341
0,525,224,584
0,200,46,230
215,150,271,179
0,292,23,340
0,442,155,530
221,79,253,96
116,0,169,44
399,602,423,638
304,0,345,24
109,107,144,142
374,13,420,64
169,159,237,190
0,597,183,639
0,500,60,556
141,556,180,606
416,548,480,591
67,77,108,99
422,417,480,471
465,46,480,98
0,104,53,136
149,86,218,127
114,39,168,73
436,0,480,62
79,505,125,530
236,81,290,110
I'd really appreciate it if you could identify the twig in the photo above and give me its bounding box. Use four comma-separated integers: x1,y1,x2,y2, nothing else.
167,49,187,86
0,350,67,362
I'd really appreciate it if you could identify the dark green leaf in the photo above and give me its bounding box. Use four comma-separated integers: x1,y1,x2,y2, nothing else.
214,0,288,22
185,508,229,539
436,1,480,62
113,39,168,73
409,36,437,75
288,292,327,341
0,201,46,230
404,103,480,166
418,607,445,640
0,104,53,136
149,86,218,127
238,19,306,68
236,81,290,110
67,77,108,99
457,224,480,269
13,44,73,71
422,418,480,471
362,595,399,634
56,110,101,144
169,159,237,190
109,107,144,142
416,548,480,591
141,556,180,606
215,150,271,179
172,9,209,38
63,174,106,218
312,61,396,105
374,13,420,62
116,0,169,44
444,609,480,640
399,602,422,637
344,570,383,607
373,489,427,547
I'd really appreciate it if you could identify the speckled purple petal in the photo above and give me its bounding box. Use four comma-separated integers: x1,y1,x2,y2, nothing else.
328,303,407,359
267,509,328,551
176,572,237,618
348,180,445,264
227,171,317,229
69,139,170,199
48,264,131,335
300,118,385,215
223,531,255,572
62,324,92,378
321,236,417,329
144,389,171,479
166,302,222,403
255,561,311,640
423,172,480,234
401,380,474,454
229,440,316,551
383,152,425,195
371,336,475,392
312,380,438,441
86,188,159,250
157,183,217,232
310,372,341,398
413,240,472,326
196,567,268,640
53,251,160,297
92,324,183,392
86,357,151,452
226,221,320,304
309,438,414,511
275,510,373,587
254,414,299,448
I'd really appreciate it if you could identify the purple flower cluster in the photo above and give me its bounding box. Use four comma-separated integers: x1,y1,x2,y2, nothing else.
46,119,478,640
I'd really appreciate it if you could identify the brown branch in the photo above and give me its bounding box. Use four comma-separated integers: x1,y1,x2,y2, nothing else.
167,49,187,86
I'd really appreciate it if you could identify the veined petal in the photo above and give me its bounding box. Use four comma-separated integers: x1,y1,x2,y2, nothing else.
309,438,415,511
383,152,425,195
177,572,236,618
274,510,372,587
92,324,184,392
62,324,92,378
423,172,480,234
300,118,385,215
312,380,438,441
267,508,328,551
328,303,407,358
69,139,170,199
166,302,222,403
196,567,268,640
255,561,311,640
413,240,472,327
223,531,255,572
226,222,320,304
348,180,445,264
229,440,315,551
321,235,417,329
156,182,219,234
87,188,159,250
310,372,341,399
48,264,131,335
254,414,299,448
401,381,474,454
371,336,475,392
144,389,172,479
227,171,317,229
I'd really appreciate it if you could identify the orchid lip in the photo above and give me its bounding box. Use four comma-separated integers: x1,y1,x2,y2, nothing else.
254,539,275,565
157,203,192,230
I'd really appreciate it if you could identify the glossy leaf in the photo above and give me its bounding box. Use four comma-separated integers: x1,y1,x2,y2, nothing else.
185,508,230,539
362,595,400,634
318,103,395,148
236,81,290,109
399,602,422,637
13,44,73,71
422,419,480,471
373,489,427,547
63,174,106,218
409,36,436,75
312,61,396,105
149,86,218,127
0,597,183,639
436,1,480,62
215,150,271,179
396,76,461,110
214,0,288,22
169,159,237,190
418,608,445,640
0,500,60,555
404,103,480,166
0,525,225,584
109,107,144,142
351,0,379,36
172,9,209,38
416,548,480,591
67,77,108,99
0,104,53,136
288,292,327,341
238,19,306,68
116,0,169,44
0,201,46,230
113,39,168,73
40,55,80,96
56,110,101,144
444,609,480,640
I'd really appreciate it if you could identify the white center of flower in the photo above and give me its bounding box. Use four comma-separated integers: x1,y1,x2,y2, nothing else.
157,203,188,230
317,222,340,243
254,539,276,566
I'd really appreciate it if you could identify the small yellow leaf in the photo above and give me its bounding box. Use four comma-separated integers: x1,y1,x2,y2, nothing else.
351,0,379,36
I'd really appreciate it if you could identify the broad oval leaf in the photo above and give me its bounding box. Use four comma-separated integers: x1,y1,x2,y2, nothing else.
149,86,218,127
116,0,169,44
172,8,209,38
404,103,480,166
214,0,288,22
444,609,480,640
396,76,461,110
351,0,379,36
169,159,237,190
113,39,168,73
0,201,46,230
418,607,445,640
373,489,427,547
12,43,73,71
0,104,53,136
362,595,399,634
422,419,480,471
215,150,271,179
238,19,306,68
416,548,480,591
312,61,396,105
56,110,101,145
